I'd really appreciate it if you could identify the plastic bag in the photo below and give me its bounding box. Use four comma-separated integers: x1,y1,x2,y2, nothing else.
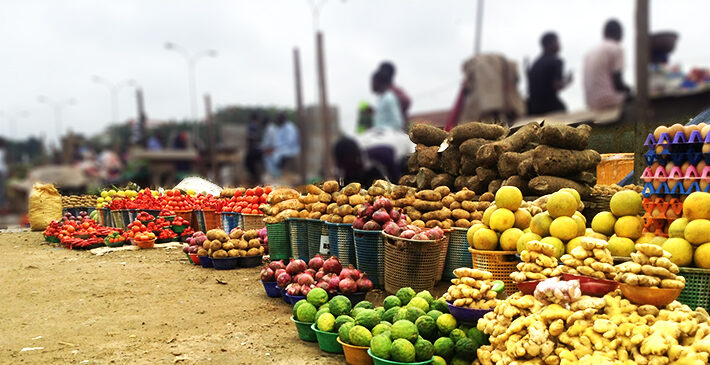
534,277,581,305
28,183,62,231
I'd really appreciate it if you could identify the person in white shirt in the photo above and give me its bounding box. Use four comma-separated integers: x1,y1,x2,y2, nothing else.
583,19,631,110
261,112,300,179
372,71,404,131
0,138,6,208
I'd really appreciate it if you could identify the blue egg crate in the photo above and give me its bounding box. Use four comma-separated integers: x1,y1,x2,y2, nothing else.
644,150,710,166
640,165,710,197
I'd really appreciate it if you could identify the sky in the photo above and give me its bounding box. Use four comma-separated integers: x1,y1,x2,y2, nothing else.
1,0,708,145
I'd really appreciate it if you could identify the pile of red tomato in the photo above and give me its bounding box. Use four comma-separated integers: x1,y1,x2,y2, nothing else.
195,194,220,210
163,189,196,212
171,216,190,227
44,214,121,250
220,186,271,215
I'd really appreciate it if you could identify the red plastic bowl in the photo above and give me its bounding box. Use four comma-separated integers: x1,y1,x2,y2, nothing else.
563,274,618,297
517,280,543,295
189,253,201,265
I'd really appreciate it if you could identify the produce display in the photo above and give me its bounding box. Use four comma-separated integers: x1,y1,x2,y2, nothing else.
196,228,264,258
297,180,339,220
43,211,119,249
555,237,616,280
182,231,207,255
269,255,372,296
591,184,643,196
219,186,270,214
590,189,654,258
664,191,710,268
511,240,559,282
467,186,537,252
616,243,685,289
262,187,301,223
62,194,97,208
353,196,406,231
442,268,500,309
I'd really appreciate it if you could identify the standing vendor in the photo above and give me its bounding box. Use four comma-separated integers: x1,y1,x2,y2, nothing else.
583,19,631,110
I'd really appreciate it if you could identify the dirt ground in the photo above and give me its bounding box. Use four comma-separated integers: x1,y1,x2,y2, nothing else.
1,231,379,364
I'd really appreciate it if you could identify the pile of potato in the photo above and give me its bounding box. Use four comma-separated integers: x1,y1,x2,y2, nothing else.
442,268,499,309
554,237,616,280
295,180,339,220
197,228,263,258
510,240,558,282
62,195,97,208
262,188,302,223
321,182,368,224
616,243,685,289
591,183,644,196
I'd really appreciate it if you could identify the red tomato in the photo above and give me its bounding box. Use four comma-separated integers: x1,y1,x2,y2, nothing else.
254,187,264,196
246,188,254,196
259,195,267,204
264,186,272,194
235,207,242,213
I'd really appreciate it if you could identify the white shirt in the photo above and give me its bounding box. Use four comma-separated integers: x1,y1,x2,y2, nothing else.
262,121,300,159
356,128,414,162
0,148,6,174
373,90,404,130
584,40,626,109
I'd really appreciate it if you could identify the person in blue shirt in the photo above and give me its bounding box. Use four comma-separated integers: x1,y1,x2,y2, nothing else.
371,70,404,131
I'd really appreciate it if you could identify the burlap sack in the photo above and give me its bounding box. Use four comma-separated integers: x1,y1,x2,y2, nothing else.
29,183,62,231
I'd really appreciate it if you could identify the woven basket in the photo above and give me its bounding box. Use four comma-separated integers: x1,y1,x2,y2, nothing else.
443,228,473,280
306,219,329,258
383,232,445,294
241,214,266,231
468,247,518,296
435,231,451,283
676,267,710,310
287,218,310,261
353,229,385,289
326,222,356,267
221,212,240,233
203,210,221,230
266,221,291,261
194,210,207,232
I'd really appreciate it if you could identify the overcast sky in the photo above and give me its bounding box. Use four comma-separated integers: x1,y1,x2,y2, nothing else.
1,0,708,145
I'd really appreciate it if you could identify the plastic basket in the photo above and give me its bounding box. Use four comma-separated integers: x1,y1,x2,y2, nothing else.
337,337,373,365
241,214,266,231
311,324,344,354
307,219,329,258
443,228,474,280
383,232,445,294
266,221,291,261
468,247,518,296
327,222,356,267
353,229,385,289
221,212,240,233
203,210,221,230
99,208,113,227
291,316,317,342
194,210,208,232
435,231,451,283
367,349,433,365
676,267,710,310
287,218,310,261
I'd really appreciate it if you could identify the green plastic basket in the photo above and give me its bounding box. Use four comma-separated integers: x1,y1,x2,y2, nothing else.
367,349,432,365
676,266,710,310
443,228,473,280
267,221,291,261
287,218,310,261
311,324,343,353
326,222,356,267
291,316,317,342
307,219,329,258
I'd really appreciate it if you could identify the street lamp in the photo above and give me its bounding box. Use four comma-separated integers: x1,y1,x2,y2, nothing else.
164,41,217,140
0,110,29,138
37,96,76,142
91,76,136,123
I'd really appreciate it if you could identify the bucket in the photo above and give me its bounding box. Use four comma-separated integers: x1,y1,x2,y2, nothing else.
337,337,373,365
307,219,329,258
266,221,291,261
442,228,473,280
290,316,317,342
221,212,240,233
311,324,344,353
241,214,266,231
199,256,214,268
468,247,518,296
212,257,239,270
367,349,432,365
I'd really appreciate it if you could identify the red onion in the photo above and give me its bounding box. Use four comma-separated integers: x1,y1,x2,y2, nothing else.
372,208,391,225
300,284,313,296
339,277,357,294
309,254,325,271
276,272,292,288
339,265,360,281
182,245,190,253
328,275,340,291
372,196,393,212
383,221,401,236
305,268,316,279
352,217,366,230
357,204,374,219
315,269,325,281
316,280,329,290
356,273,373,292
286,283,300,296
274,268,286,279
297,273,314,286
389,209,401,222
323,256,342,274
362,220,382,230
286,259,307,275
268,260,286,272
260,267,275,282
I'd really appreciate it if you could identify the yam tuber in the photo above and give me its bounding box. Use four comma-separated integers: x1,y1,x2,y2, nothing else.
399,174,416,187
475,166,498,186
502,175,529,195
416,167,437,189
476,122,540,166
407,151,419,172
568,171,597,186
488,179,503,194
537,124,592,150
409,123,449,147
517,157,535,178
528,176,592,197
532,145,601,177
431,173,455,189
416,146,440,170
450,121,506,144
460,155,479,175
459,138,490,157
498,150,535,179
440,146,461,176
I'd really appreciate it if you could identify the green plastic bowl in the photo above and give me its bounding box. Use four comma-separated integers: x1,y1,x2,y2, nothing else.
290,316,316,342
367,349,433,365
311,323,343,354
171,224,189,234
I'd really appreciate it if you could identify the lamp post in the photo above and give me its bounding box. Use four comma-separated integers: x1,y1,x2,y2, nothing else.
91,76,136,123
164,42,217,140
37,96,76,142
0,110,29,138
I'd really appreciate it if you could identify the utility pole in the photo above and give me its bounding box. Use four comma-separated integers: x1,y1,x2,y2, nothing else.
136,87,147,147
316,32,332,179
91,76,136,123
293,48,307,184
474,0,484,55
204,93,218,184
633,0,650,184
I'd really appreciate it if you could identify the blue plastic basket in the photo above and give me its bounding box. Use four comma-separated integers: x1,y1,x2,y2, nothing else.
287,218,310,261
306,219,329,258
326,222,356,267
443,228,473,280
221,212,241,233
267,221,291,261
194,210,207,232
352,228,385,288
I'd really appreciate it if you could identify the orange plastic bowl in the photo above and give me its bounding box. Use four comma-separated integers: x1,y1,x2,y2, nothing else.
135,238,156,249
619,283,681,307
337,337,373,365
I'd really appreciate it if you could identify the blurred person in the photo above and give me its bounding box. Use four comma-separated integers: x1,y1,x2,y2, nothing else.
173,131,191,173
245,112,264,184
378,61,411,129
371,70,404,131
261,112,299,179
584,19,631,110
0,138,6,209
98,147,122,182
147,132,163,150
75,149,100,179
527,32,571,115
333,136,384,186
356,101,374,133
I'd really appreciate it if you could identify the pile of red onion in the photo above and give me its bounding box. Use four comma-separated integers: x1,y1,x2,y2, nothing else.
352,197,407,232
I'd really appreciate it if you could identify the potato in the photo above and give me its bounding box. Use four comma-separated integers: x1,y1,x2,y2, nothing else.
246,247,261,256
267,188,299,205
411,220,426,228
342,215,356,224
197,248,208,256
273,199,304,213
212,249,228,258
394,196,415,207
243,230,259,241
206,229,219,241
441,220,453,229
415,189,442,202
228,249,239,257
454,188,476,202
413,199,443,212
441,194,456,208
326,202,338,214
298,210,309,218
248,238,261,249
335,194,349,206
237,249,247,257
330,215,343,223
349,194,366,205
462,201,478,212
342,182,361,196
404,206,422,221
276,209,299,220
210,240,222,250
308,211,322,220
306,184,325,195
300,194,319,204
455,219,472,228
452,208,471,220
222,241,235,251
337,204,354,216
229,229,244,240
434,186,451,197
311,202,328,213
449,201,462,210
471,211,483,221
323,180,339,193
426,220,443,228
368,186,386,197
318,193,332,203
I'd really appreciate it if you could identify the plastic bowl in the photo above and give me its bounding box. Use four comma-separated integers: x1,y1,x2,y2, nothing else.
563,274,619,297
261,280,282,298
212,257,239,270
189,253,201,265
337,337,373,365
619,283,681,307
280,288,289,304
198,256,213,268
367,349,433,365
517,280,543,295
342,291,367,305
311,324,343,353
446,301,492,324
290,316,317,342
240,255,263,268
171,224,189,234
136,239,155,249
284,292,307,305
